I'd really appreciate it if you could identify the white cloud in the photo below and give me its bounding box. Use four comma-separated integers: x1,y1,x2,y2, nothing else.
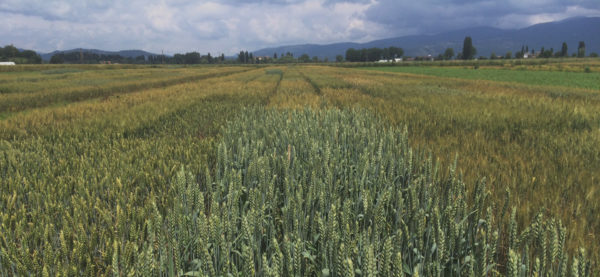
0,0,598,55
528,5,600,24
0,0,380,54
496,5,600,29
145,3,180,32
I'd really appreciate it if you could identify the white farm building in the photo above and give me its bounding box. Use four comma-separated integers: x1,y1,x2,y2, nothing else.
0,62,16,66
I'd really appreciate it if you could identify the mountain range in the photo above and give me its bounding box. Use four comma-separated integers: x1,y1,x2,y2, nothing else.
35,17,600,61
252,17,600,60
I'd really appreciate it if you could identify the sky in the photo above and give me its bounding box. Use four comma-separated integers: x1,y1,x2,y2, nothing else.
1,0,600,55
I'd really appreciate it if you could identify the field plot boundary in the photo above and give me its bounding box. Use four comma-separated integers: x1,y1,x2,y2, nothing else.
0,67,257,118
360,66,600,91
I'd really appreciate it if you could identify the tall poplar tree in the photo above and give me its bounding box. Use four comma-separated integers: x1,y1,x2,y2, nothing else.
561,42,568,57
578,41,586,57
462,36,476,60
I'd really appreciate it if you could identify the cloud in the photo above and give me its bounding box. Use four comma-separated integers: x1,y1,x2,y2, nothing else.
363,0,600,35
496,5,600,28
0,0,598,55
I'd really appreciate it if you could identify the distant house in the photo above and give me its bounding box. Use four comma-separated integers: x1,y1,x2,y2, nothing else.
0,61,16,66
377,58,403,63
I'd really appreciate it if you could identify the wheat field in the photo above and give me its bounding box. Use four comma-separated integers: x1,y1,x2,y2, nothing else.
0,63,598,276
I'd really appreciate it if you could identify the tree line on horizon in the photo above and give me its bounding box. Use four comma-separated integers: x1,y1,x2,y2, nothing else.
2,40,599,65
48,51,227,65
238,51,339,64
342,37,597,62
0,45,42,64
345,47,404,62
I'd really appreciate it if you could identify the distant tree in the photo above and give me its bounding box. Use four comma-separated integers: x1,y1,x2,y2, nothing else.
336,55,344,62
298,53,310,63
382,48,391,59
184,52,201,64
554,51,563,58
590,52,599,57
17,49,42,63
273,53,278,59
490,52,497,60
135,55,146,64
389,46,404,58
462,36,476,60
515,45,525,59
578,41,586,57
505,51,512,59
312,56,319,63
345,48,359,62
3,45,19,58
345,46,402,62
278,54,295,63
539,47,554,58
515,51,523,59
443,48,454,60
367,48,383,61
49,54,64,64
244,51,249,63
249,53,254,63
360,49,367,61
220,53,225,62
174,54,184,64
561,42,568,57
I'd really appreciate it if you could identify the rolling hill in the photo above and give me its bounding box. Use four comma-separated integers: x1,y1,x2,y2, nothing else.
40,49,161,61
252,17,600,60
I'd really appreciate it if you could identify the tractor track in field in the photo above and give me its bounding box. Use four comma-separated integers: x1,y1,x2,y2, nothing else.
269,69,284,97
299,71,322,95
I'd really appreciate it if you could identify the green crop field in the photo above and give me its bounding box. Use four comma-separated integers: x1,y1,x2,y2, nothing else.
0,62,598,276
361,64,600,90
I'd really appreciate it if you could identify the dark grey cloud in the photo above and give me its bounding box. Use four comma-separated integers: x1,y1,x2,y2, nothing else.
0,0,598,55
364,0,600,35
0,0,118,21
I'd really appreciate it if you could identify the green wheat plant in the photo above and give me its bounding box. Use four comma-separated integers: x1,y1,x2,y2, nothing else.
163,108,590,276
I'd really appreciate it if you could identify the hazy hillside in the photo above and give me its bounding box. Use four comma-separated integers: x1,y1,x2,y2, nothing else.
40,49,161,61
252,17,600,60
